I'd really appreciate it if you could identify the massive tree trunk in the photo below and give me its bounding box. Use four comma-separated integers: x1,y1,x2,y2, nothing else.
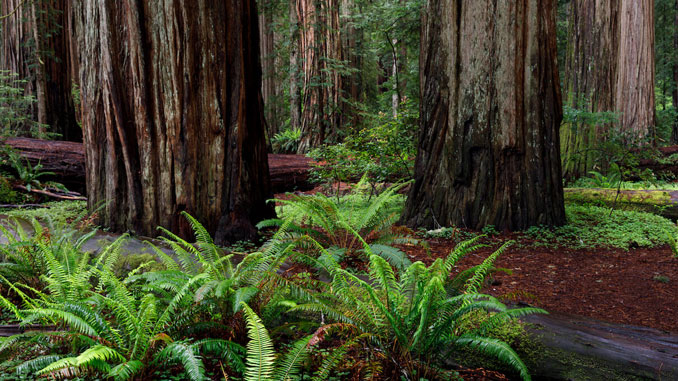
0,0,80,141
561,0,656,181
401,0,566,231
71,0,273,243
296,0,344,154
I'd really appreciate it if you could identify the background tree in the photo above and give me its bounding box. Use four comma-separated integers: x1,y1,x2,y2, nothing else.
0,0,80,140
401,0,566,231
296,0,345,153
561,0,656,181
71,0,273,244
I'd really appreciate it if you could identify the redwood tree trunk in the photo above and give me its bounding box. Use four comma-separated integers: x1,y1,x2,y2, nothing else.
672,0,678,144
259,5,278,138
0,0,80,141
296,0,343,154
561,0,656,180
72,0,273,243
289,0,301,132
401,0,566,231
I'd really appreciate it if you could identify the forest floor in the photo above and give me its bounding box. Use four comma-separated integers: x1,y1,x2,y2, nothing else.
401,237,678,334
276,183,678,335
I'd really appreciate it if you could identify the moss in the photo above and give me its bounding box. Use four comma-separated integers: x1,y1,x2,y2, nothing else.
112,253,166,278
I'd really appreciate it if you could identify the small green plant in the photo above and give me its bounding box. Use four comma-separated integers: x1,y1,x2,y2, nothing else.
271,128,302,154
259,181,415,269
653,275,670,283
482,225,500,236
7,151,55,191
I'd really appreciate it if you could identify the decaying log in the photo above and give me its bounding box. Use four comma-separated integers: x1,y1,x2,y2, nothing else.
1,138,316,195
524,312,678,380
563,188,678,219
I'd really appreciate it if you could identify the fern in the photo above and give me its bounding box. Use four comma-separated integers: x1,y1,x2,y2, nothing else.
242,303,276,381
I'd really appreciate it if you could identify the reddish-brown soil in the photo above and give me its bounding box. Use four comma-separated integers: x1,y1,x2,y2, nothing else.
400,236,678,333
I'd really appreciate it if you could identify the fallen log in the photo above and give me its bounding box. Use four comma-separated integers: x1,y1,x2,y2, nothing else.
1,137,316,195
0,324,58,337
524,312,678,380
563,187,678,220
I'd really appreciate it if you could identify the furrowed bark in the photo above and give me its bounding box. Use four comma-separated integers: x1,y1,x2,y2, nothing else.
401,0,566,231
72,0,274,243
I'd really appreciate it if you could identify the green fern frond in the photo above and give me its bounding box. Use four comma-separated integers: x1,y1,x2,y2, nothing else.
156,341,206,381
108,360,144,381
242,303,276,381
465,241,513,294
193,338,246,374
453,335,531,381
273,335,312,381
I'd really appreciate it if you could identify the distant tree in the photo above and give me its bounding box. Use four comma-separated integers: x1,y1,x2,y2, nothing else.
0,0,80,140
72,0,273,243
296,0,344,153
401,0,566,231
561,0,656,180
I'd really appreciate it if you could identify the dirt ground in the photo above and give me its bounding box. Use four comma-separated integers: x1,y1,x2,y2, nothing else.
400,236,678,334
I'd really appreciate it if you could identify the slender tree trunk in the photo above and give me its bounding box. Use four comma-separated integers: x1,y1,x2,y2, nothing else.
391,38,399,118
340,0,361,130
0,0,80,140
561,0,656,181
297,0,343,154
259,4,277,138
72,0,273,243
672,0,678,144
401,0,566,231
289,0,301,132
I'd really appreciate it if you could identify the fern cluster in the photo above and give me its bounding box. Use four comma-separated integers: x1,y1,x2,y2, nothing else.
259,180,418,270
0,209,542,380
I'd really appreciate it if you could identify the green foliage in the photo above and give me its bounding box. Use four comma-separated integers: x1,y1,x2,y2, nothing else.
308,98,418,184
271,128,302,154
286,238,542,380
3,201,88,225
6,151,54,192
0,71,50,139
259,180,414,269
0,177,19,204
524,204,678,250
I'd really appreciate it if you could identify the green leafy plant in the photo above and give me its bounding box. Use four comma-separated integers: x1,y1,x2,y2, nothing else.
271,128,302,154
259,181,415,269
0,70,51,139
7,151,55,191
287,237,544,380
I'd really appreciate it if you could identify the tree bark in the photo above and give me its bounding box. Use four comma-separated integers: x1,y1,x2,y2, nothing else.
0,0,80,141
296,0,344,154
672,0,678,144
401,0,566,231
259,4,277,138
71,0,274,244
289,0,301,132
561,0,656,181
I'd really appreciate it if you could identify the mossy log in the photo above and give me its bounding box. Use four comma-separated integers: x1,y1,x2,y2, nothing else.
1,138,315,195
524,312,678,380
564,188,678,219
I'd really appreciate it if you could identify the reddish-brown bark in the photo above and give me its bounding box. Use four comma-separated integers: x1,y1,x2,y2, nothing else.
71,0,273,243
401,0,565,231
0,0,80,141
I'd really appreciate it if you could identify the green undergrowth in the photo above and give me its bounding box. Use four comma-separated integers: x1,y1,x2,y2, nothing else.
523,203,677,250
1,201,87,225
